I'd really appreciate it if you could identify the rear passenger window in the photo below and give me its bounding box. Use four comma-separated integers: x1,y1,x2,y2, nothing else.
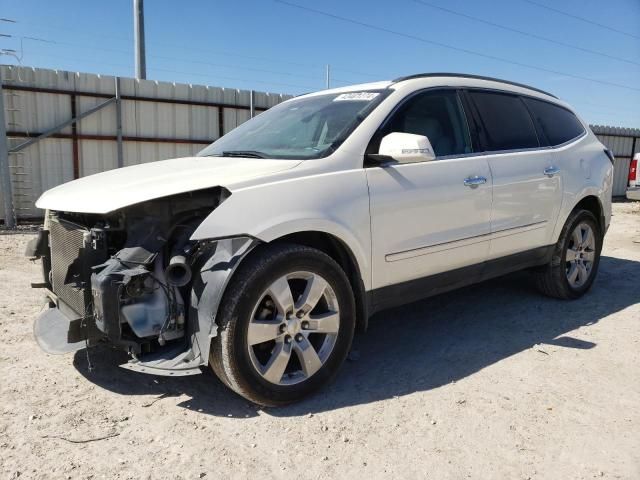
523,98,585,146
468,91,539,151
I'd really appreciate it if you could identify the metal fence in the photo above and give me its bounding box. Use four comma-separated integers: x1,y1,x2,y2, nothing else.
591,125,639,197
0,65,293,225
1,65,638,226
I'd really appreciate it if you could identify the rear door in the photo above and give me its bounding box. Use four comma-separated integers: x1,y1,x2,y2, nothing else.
465,90,562,259
366,89,492,300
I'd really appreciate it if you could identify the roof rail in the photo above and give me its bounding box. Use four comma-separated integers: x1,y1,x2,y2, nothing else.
391,73,558,99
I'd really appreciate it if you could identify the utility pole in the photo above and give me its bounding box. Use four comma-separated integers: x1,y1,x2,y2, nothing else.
325,64,331,89
133,0,146,79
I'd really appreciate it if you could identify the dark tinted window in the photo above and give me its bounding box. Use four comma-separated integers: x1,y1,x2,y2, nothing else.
384,90,472,157
523,98,585,146
468,91,539,151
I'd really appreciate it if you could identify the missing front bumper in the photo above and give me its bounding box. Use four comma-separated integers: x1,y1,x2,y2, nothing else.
32,236,259,377
33,303,100,355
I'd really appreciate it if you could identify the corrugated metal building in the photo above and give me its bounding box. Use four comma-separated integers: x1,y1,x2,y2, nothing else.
0,66,293,221
590,125,639,197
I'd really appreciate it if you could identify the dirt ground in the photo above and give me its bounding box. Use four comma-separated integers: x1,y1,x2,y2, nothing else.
1,202,639,480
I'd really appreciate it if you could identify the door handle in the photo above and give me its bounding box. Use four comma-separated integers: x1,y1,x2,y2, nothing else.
544,166,560,177
463,175,487,187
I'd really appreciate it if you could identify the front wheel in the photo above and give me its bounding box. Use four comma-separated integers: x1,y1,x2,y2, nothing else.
209,243,356,406
534,209,602,299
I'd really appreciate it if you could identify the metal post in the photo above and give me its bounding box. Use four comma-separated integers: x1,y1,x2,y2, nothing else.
133,0,146,79
115,77,124,168
249,90,255,118
0,78,16,228
325,64,331,89
9,97,115,153
70,94,80,179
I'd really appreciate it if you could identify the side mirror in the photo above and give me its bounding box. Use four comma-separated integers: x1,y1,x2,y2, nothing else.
378,132,436,164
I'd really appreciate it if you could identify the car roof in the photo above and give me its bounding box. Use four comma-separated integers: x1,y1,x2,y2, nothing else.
392,73,558,98
293,73,580,115
298,73,558,102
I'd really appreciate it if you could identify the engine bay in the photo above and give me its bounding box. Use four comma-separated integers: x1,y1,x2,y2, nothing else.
39,187,229,355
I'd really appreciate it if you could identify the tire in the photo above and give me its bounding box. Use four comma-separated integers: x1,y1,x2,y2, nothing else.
534,209,602,299
209,243,356,406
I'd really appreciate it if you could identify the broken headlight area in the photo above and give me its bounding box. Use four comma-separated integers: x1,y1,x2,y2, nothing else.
34,187,229,356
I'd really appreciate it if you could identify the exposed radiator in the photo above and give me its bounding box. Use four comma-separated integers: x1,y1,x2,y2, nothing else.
48,217,91,317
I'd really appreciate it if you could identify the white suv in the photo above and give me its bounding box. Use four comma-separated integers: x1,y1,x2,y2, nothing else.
29,73,613,405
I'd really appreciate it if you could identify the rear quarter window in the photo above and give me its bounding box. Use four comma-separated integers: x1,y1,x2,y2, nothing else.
468,91,539,151
523,98,585,146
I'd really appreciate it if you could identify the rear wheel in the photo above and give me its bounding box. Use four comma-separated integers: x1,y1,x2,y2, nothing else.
209,243,356,406
534,209,602,299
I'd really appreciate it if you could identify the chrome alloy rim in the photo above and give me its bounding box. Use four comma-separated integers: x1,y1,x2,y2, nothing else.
565,222,596,289
247,271,340,385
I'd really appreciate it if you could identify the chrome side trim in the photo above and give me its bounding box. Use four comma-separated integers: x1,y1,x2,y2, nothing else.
489,221,548,240
385,221,548,262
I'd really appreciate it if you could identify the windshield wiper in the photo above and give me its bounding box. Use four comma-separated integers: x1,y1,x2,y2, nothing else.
220,150,269,159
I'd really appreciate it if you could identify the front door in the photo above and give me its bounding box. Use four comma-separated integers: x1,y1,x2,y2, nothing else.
366,89,493,303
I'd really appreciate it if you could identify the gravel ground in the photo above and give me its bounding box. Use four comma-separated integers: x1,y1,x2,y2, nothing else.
1,202,639,480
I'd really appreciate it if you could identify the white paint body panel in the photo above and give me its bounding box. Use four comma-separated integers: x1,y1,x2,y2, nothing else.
35,156,302,213
191,165,373,289
549,130,613,240
35,75,613,297
486,147,562,259
366,157,492,288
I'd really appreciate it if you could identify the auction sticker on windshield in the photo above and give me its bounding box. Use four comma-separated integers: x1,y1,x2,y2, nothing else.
333,92,380,101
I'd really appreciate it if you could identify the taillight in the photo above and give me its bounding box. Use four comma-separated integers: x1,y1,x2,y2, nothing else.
629,158,638,187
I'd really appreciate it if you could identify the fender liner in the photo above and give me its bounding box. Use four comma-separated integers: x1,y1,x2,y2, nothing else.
121,236,259,376
190,236,259,364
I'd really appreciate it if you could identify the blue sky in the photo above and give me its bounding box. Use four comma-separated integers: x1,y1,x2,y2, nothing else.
1,0,639,127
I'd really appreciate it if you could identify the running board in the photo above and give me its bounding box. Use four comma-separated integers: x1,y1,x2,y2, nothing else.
120,343,204,377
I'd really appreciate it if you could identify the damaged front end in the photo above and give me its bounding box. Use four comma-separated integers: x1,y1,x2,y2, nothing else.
27,187,257,376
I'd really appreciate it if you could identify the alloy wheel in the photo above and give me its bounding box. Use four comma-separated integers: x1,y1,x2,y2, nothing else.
565,222,596,289
247,271,340,385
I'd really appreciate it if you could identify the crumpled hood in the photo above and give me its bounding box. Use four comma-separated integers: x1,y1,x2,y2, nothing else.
36,156,301,214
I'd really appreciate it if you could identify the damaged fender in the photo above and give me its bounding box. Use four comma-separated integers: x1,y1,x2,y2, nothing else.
122,236,258,376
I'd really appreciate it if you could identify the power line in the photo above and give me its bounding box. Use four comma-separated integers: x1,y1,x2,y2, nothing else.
22,35,318,82
149,54,323,82
15,18,133,43
5,32,382,87
412,0,640,67
11,19,318,70
6,51,133,71
1,49,316,92
523,0,640,40
330,67,382,79
149,67,316,90
14,36,325,87
564,98,640,115
274,0,640,93
10,17,382,82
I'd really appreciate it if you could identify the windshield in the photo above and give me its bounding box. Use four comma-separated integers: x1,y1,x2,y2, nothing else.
198,90,389,160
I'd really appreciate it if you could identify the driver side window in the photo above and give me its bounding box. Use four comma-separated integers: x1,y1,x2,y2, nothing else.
384,90,473,158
